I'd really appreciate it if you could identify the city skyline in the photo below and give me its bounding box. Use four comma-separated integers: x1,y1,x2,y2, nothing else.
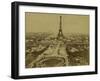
25,12,89,68
25,12,89,34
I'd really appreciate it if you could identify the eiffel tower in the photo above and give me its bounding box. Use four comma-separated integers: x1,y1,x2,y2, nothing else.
57,16,64,40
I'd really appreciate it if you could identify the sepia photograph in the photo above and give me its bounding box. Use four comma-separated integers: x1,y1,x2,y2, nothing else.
25,12,89,68
11,2,97,79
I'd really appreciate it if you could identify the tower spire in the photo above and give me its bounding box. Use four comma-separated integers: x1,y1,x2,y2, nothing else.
57,16,64,40
60,16,62,30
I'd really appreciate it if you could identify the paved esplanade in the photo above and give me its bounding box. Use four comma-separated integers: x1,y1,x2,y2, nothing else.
28,40,69,67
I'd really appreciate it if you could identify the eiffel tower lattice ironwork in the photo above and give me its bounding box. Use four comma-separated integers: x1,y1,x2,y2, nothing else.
57,16,64,40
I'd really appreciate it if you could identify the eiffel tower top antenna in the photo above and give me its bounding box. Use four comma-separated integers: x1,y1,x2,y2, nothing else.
60,16,62,30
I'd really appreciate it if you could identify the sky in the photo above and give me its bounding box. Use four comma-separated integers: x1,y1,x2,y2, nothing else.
25,12,89,34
